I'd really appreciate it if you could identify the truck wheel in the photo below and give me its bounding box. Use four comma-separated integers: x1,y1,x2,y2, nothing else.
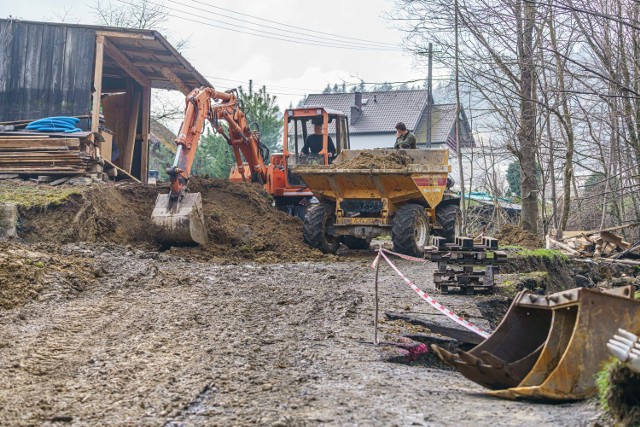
434,203,461,243
343,236,371,250
303,203,340,254
392,204,429,257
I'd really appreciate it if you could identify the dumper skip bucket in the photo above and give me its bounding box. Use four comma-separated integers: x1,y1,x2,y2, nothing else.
433,286,640,401
151,192,208,245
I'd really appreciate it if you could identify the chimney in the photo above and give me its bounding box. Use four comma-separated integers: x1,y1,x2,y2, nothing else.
351,91,363,123
355,91,363,109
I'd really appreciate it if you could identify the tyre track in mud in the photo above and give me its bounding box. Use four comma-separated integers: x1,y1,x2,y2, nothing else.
0,245,598,426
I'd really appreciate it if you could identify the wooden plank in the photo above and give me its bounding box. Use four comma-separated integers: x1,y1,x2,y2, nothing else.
0,136,52,140
101,90,130,168
103,39,151,88
60,27,95,119
0,151,85,157
123,89,141,173
1,24,96,121
385,312,485,345
103,158,141,182
0,169,85,174
91,35,105,134
160,67,191,95
0,147,77,152
561,222,640,240
140,85,150,183
0,138,80,144
96,31,154,40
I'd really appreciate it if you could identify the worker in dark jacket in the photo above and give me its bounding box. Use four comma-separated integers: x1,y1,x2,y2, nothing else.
302,124,336,156
394,122,417,149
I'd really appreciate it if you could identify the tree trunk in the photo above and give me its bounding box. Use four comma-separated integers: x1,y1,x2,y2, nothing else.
518,0,538,233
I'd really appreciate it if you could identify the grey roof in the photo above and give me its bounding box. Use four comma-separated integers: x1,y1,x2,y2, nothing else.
304,90,429,134
302,90,475,149
415,103,455,143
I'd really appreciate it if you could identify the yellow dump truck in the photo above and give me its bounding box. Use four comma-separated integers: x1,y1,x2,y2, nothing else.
292,149,460,256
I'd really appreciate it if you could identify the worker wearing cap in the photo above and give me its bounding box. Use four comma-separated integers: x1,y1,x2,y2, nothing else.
394,122,417,149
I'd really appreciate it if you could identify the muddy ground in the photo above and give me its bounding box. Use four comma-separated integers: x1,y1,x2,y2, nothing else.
0,180,602,426
0,243,599,426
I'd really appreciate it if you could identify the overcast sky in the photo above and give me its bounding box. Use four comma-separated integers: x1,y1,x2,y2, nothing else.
3,0,444,109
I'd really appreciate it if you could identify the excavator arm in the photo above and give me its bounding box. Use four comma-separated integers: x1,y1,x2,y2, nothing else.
167,87,268,205
152,86,268,245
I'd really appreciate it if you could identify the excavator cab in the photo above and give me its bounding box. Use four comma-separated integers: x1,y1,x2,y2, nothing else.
268,107,349,216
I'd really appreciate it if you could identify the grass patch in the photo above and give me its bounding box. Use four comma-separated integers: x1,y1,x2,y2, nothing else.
516,248,568,262
596,357,619,413
501,245,525,251
0,185,82,208
498,271,548,297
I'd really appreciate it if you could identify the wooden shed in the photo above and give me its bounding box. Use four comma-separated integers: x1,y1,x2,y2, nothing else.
0,18,210,182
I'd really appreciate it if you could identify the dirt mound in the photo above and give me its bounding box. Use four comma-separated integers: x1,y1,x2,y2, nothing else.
0,242,97,310
0,244,45,309
168,177,324,262
19,183,158,245
17,177,323,262
334,151,413,169
495,224,544,249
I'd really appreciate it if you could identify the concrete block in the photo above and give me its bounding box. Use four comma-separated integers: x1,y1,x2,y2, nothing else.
0,203,17,238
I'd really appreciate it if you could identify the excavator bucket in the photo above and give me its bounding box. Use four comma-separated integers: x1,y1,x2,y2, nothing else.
151,193,208,245
432,286,640,402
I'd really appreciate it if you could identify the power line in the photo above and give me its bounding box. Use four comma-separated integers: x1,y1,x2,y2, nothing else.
202,76,308,97
185,0,401,49
115,0,399,51
202,75,310,93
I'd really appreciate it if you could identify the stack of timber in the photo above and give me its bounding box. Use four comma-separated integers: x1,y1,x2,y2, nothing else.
547,223,640,262
0,134,95,175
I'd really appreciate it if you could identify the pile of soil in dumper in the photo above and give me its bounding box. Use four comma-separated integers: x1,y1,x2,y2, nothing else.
332,151,413,169
16,177,324,262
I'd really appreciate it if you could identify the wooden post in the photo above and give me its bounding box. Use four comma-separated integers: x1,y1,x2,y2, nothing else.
123,88,141,173
140,85,151,184
374,252,381,345
91,35,105,135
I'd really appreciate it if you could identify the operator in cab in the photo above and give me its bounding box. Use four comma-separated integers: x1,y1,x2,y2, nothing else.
394,122,417,149
302,123,336,157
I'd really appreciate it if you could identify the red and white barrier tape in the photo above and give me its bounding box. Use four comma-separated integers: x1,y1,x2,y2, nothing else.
374,247,427,263
375,249,490,339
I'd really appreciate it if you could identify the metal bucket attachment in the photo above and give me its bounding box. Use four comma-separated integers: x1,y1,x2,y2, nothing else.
433,286,640,401
151,193,208,245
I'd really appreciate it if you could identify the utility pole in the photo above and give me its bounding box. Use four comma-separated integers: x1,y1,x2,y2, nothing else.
455,0,467,234
426,42,433,147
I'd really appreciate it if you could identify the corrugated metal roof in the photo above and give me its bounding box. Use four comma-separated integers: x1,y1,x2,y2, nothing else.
304,90,429,134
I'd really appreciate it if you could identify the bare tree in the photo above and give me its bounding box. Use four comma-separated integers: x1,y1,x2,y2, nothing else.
90,0,168,31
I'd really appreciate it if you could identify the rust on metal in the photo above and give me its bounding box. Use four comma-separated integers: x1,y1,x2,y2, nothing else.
432,286,640,401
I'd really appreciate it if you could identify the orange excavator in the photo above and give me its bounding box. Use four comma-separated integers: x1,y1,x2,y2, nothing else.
151,86,350,245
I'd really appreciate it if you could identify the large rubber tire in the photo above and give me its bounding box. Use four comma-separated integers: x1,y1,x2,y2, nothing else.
434,203,461,243
391,204,430,257
343,236,372,250
303,203,340,254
